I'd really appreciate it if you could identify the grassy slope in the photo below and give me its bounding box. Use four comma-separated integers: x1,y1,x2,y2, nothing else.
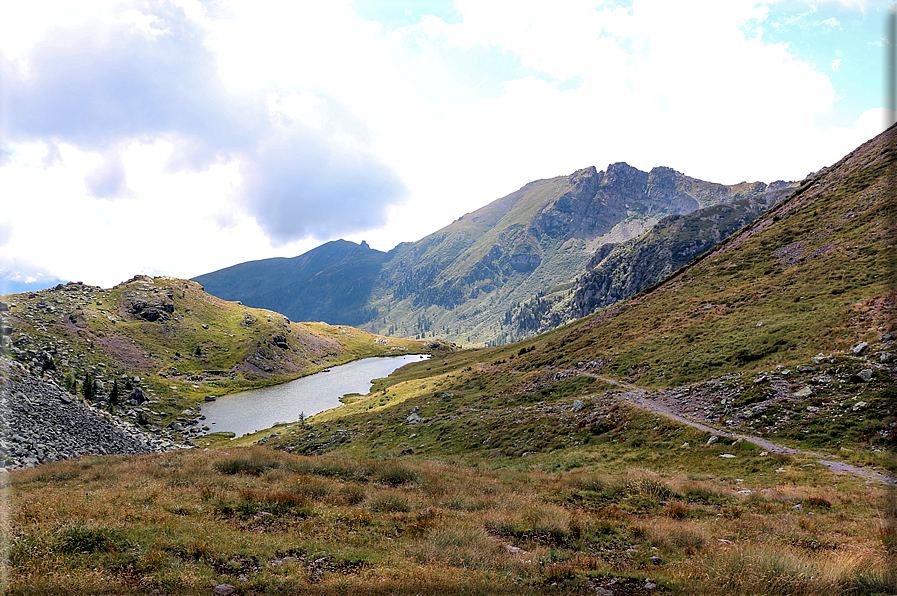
1,275,433,429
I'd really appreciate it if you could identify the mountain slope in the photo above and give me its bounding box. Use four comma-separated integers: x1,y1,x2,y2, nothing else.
500,181,797,340
0,274,433,440
270,123,896,461
366,163,784,346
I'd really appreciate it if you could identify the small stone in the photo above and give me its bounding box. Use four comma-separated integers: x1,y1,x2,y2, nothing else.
570,399,585,412
851,401,867,412
406,413,421,424
706,436,719,445
651,555,662,564
645,581,657,590
718,539,732,545
852,341,868,355
719,453,736,458
213,584,236,595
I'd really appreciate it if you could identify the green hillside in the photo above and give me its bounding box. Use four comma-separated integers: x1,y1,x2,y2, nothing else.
264,123,896,461
1,274,435,435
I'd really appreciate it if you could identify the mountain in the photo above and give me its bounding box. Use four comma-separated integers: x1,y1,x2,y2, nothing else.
193,239,387,326
196,163,785,346
499,181,797,340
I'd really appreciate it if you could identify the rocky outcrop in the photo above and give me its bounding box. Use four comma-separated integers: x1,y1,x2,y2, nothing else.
503,183,796,338
0,358,182,470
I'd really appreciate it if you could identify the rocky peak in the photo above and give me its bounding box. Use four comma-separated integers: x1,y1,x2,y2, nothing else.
599,162,649,195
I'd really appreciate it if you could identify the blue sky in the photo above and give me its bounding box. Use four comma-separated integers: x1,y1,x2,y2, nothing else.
0,0,892,290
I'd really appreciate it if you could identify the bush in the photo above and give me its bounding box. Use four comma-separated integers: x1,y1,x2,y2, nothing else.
59,526,122,554
214,453,280,476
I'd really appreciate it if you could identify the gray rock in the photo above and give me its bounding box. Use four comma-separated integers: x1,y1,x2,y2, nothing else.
852,369,873,383
213,585,236,595
811,355,833,365
570,399,585,412
406,413,421,424
0,357,182,470
706,436,719,445
852,341,868,355
797,365,817,373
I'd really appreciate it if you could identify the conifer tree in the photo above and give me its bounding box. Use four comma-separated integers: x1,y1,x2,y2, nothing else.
82,372,94,402
109,380,120,408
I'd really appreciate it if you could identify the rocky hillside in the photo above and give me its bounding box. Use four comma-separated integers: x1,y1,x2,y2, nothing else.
196,163,784,346
500,181,797,341
0,274,434,442
0,357,183,470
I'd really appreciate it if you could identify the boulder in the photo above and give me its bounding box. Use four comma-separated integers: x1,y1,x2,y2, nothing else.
851,369,873,383
852,341,868,355
127,388,147,405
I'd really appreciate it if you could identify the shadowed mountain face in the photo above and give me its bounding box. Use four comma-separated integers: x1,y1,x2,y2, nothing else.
194,163,784,345
193,240,387,326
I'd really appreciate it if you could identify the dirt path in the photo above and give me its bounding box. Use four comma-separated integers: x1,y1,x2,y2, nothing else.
584,372,896,487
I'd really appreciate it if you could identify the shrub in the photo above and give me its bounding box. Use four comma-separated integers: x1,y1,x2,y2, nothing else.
214,453,280,476
369,494,410,513
59,526,122,554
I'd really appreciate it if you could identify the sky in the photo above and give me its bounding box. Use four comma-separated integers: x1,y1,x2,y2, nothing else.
0,0,893,292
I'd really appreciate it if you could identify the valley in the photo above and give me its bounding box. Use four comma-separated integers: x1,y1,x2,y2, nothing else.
2,124,896,595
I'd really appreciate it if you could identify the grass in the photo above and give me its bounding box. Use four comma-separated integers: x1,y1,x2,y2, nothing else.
7,445,895,594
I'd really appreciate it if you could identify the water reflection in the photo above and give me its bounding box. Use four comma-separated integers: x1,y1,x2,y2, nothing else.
201,354,429,437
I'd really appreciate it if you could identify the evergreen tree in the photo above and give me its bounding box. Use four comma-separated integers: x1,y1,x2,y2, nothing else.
109,380,120,408
82,372,94,402
63,372,76,393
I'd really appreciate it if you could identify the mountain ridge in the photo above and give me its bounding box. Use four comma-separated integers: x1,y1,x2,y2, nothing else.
195,161,786,346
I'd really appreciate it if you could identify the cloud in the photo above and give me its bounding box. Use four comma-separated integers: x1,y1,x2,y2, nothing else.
0,220,12,246
242,129,406,245
85,150,128,198
1,1,405,241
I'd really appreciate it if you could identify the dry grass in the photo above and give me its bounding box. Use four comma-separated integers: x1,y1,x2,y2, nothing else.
6,447,896,594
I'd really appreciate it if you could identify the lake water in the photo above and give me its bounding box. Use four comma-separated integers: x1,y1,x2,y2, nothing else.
200,354,429,437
